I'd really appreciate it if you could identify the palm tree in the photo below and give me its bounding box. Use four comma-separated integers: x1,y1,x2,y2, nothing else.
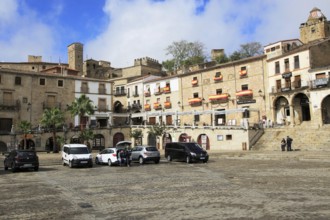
67,94,95,131
18,120,31,149
40,108,65,153
79,129,95,152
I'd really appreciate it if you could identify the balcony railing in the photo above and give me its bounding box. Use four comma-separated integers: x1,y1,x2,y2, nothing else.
132,103,142,109
114,89,127,96
0,99,20,111
80,87,89,93
133,92,139,97
144,91,151,97
98,88,107,94
96,105,110,112
311,78,330,89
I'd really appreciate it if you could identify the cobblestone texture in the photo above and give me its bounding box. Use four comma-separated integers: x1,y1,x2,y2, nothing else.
0,152,330,219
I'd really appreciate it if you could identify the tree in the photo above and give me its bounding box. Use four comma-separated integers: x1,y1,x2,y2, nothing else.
130,129,143,146
79,129,94,152
18,120,31,150
147,124,167,149
162,59,175,72
229,42,263,61
165,40,206,70
40,108,65,153
214,53,229,64
239,42,263,58
67,94,95,131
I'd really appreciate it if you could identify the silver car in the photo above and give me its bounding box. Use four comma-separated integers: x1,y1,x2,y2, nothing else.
130,146,160,164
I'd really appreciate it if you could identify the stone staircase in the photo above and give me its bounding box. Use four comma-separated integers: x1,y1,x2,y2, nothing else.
251,122,330,151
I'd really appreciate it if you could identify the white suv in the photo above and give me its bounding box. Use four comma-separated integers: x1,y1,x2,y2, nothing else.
62,144,93,168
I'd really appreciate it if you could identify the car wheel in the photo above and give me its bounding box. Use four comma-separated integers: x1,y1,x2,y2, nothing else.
11,162,16,173
62,159,66,166
95,157,99,165
155,159,160,164
69,161,73,168
34,166,39,171
4,163,8,171
186,156,191,164
108,159,112,166
203,159,208,163
167,155,172,162
139,157,144,165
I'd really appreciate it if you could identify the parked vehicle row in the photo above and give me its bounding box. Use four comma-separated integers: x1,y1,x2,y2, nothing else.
3,142,208,172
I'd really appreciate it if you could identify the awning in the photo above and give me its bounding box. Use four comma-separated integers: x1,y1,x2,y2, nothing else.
236,90,253,97
239,70,247,76
191,80,198,85
188,98,202,104
208,94,229,101
214,75,223,81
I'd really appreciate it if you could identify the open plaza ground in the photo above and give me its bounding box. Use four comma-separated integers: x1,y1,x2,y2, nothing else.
0,151,330,220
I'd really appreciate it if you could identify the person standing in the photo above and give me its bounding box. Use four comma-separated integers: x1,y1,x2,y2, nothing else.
286,136,293,151
281,138,286,151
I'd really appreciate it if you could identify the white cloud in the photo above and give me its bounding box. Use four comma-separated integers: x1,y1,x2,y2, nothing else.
85,0,330,68
0,0,329,66
0,0,58,62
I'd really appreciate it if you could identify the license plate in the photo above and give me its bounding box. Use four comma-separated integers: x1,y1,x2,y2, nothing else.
24,164,32,167
80,161,88,164
200,157,205,160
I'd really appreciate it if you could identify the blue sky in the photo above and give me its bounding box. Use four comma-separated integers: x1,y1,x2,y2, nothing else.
0,0,329,67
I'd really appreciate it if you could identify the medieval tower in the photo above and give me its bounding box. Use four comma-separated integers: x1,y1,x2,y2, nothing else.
68,42,84,75
300,7,330,44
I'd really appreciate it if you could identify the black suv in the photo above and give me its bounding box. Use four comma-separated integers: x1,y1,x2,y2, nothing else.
165,142,209,163
4,150,39,172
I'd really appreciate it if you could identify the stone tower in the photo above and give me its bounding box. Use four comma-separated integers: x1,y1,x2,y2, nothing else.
300,7,330,44
68,42,83,75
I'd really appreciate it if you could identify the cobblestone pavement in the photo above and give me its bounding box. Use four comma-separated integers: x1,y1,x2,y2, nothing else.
0,152,330,220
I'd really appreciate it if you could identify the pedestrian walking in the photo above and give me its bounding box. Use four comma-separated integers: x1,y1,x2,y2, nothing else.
286,136,293,151
281,138,286,151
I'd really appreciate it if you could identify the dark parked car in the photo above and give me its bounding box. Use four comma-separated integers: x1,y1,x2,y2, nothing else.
165,142,209,163
4,150,39,172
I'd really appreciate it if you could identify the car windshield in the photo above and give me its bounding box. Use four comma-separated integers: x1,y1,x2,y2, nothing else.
186,143,203,152
146,147,158,151
69,147,89,154
18,151,36,157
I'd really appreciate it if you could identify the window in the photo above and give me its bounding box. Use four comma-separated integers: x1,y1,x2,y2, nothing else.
294,56,300,69
99,83,106,94
216,89,222,94
98,99,106,111
15,76,21,85
58,80,64,87
193,76,197,80
157,98,160,103
3,92,13,105
284,58,290,71
241,66,246,71
194,115,200,122
39,78,46,86
275,61,280,74
193,93,199,98
166,96,170,102
127,88,130,98
276,80,281,91
241,84,248,90
226,135,232,140
215,72,221,77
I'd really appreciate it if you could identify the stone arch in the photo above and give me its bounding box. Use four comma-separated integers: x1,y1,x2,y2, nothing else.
113,132,124,146
179,133,190,142
93,134,105,150
293,93,311,123
197,134,210,150
19,139,35,150
273,96,289,125
321,95,330,124
162,133,172,149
